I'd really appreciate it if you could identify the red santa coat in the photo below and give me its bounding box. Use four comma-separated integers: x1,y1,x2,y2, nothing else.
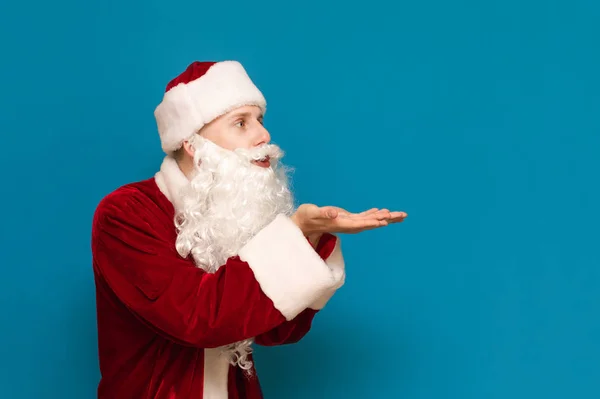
91,157,345,398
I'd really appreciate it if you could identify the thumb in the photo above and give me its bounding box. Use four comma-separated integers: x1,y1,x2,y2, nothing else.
320,206,338,219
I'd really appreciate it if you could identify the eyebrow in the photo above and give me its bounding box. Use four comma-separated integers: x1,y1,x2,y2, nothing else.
228,111,263,120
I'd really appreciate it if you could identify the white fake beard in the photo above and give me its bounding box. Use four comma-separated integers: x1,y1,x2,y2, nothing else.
175,135,295,272
173,134,295,373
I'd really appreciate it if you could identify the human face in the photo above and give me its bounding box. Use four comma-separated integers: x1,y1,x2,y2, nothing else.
198,105,272,168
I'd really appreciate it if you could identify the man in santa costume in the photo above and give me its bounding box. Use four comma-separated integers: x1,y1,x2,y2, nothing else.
91,60,407,398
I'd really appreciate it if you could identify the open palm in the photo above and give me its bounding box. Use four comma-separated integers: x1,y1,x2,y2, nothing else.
292,204,407,235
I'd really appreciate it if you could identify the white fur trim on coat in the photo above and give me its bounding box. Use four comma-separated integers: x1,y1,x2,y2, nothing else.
238,214,346,321
154,156,189,212
154,61,267,153
202,347,230,399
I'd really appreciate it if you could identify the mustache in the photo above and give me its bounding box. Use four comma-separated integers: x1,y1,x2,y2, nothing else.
233,143,284,162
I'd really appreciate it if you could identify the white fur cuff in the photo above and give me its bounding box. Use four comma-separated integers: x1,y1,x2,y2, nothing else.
310,236,345,310
238,214,343,320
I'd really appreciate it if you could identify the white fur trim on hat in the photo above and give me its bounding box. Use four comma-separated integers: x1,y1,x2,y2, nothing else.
154,61,267,153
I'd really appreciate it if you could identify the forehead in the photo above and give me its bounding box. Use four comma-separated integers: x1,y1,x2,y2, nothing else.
223,105,264,119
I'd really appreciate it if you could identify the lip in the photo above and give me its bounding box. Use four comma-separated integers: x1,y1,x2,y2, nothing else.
252,156,271,168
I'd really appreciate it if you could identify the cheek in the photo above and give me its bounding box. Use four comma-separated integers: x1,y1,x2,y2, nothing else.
205,132,242,151
204,125,253,150
223,134,253,150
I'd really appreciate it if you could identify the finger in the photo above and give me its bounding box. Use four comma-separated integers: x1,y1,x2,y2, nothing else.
341,209,388,220
358,208,379,216
368,210,406,222
343,220,389,234
388,211,408,223
333,208,378,219
347,210,391,221
354,208,404,219
365,219,389,229
352,208,391,218
333,217,387,231
374,209,392,220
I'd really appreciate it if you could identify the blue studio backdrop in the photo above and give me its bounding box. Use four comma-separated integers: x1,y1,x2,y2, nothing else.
1,0,599,398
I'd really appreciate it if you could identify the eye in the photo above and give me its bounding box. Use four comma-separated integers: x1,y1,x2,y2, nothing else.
234,120,245,128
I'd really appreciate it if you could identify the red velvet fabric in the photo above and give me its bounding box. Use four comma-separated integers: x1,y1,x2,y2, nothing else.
91,177,337,398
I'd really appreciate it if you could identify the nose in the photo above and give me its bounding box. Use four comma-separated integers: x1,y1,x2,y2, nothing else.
255,123,271,146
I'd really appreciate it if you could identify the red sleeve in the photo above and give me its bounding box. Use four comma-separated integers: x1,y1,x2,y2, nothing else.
91,190,344,349
254,233,345,346
254,308,319,346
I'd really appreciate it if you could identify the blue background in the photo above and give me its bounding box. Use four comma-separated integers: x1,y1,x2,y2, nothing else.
1,0,598,398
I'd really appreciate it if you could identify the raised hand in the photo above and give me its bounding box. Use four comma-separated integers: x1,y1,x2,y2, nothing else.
290,204,407,236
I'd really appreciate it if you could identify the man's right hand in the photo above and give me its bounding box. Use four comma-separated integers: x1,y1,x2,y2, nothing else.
290,204,407,236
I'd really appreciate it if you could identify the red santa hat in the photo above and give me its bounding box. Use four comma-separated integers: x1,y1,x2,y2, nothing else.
154,61,267,153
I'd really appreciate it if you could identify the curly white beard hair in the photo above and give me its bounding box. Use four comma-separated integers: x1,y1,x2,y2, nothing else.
173,133,295,373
